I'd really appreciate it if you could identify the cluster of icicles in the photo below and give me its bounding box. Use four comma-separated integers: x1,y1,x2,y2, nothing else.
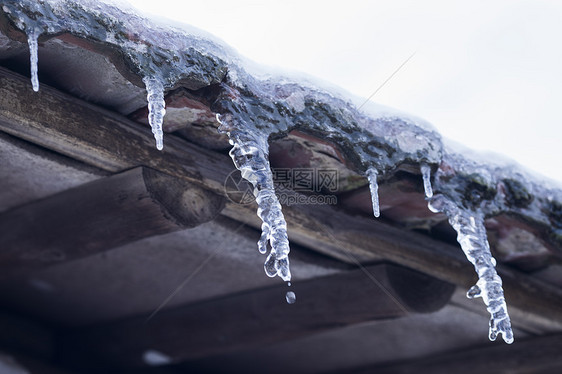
26,30,166,150
368,164,513,343
26,30,512,343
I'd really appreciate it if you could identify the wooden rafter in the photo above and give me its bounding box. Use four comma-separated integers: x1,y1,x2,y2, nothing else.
0,166,224,276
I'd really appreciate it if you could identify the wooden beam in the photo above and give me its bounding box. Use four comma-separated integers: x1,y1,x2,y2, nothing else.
1,67,561,332
59,264,454,370
0,167,224,275
360,334,562,374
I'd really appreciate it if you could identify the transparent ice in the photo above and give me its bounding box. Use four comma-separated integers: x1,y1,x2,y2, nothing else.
27,29,39,92
217,117,291,282
421,163,433,199
428,194,514,344
366,168,380,218
143,77,166,151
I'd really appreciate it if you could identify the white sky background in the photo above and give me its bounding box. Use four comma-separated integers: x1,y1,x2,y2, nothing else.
127,0,562,183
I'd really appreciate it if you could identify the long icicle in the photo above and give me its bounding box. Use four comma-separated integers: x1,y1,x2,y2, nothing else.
27,29,40,92
143,77,166,150
421,163,433,199
428,194,514,344
366,167,380,218
218,117,291,282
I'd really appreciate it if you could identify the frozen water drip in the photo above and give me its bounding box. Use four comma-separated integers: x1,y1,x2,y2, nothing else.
366,168,380,218
421,163,433,199
27,29,40,92
143,77,166,150
428,194,514,344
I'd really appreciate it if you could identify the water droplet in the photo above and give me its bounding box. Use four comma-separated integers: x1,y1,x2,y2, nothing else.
286,291,296,304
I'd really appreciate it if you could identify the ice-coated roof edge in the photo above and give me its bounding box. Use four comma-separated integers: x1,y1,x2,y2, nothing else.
0,0,559,241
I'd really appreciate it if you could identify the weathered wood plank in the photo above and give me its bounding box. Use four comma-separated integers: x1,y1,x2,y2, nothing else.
0,167,224,275
1,67,561,332
59,263,454,370
360,333,562,374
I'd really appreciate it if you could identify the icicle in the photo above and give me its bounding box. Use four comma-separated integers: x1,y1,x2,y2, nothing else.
27,29,40,92
366,168,380,218
421,163,433,199
428,194,514,344
218,117,292,282
142,77,166,150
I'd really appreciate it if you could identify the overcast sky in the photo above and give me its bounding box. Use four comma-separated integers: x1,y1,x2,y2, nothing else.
127,0,561,184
